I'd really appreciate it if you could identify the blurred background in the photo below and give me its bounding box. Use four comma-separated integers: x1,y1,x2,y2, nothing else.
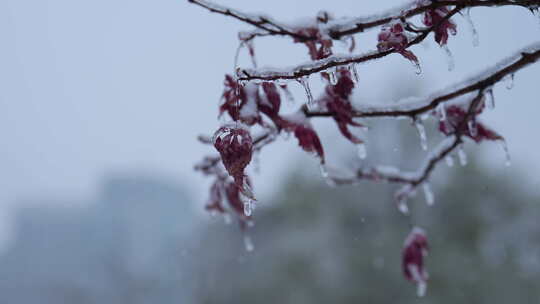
1,0,540,303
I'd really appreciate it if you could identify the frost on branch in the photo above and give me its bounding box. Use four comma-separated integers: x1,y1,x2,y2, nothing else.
403,227,429,297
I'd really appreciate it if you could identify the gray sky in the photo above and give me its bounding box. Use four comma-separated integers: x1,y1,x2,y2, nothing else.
1,0,539,241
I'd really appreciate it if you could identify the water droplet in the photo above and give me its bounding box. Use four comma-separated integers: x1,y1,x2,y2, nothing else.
463,8,479,47
458,145,467,166
243,199,253,217
348,63,360,83
499,140,511,166
319,164,336,187
486,88,495,109
437,103,447,122
468,119,478,137
298,76,315,110
397,199,409,214
417,281,427,297
414,119,428,150
423,183,434,206
504,74,514,90
445,155,454,167
356,143,367,159
243,235,254,252
442,45,454,71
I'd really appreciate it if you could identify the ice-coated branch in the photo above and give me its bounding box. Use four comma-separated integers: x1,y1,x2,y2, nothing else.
187,0,310,41
188,0,540,42
306,42,540,119
327,92,486,198
237,6,462,82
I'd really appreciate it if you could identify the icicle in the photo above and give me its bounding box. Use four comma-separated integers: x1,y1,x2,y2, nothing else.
445,155,454,167
356,142,367,159
417,281,427,297
499,140,511,166
486,88,495,109
395,185,412,215
467,119,478,137
437,103,447,122
243,234,254,252
348,63,360,83
319,164,336,187
463,8,479,47
423,183,435,206
298,76,315,109
457,145,467,166
328,68,338,85
442,45,454,71
243,199,253,217
504,74,514,90
414,119,428,151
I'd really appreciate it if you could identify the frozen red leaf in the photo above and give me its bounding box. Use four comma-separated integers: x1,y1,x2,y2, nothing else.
438,104,503,142
293,124,325,164
220,75,261,125
294,27,333,60
402,227,429,296
377,21,419,64
319,69,364,144
213,125,253,195
422,6,457,46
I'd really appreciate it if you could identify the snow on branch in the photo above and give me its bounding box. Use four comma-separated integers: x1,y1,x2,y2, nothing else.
188,0,540,42
306,42,540,119
236,6,462,82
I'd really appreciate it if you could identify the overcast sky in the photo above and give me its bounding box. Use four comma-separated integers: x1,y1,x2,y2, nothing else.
1,0,539,243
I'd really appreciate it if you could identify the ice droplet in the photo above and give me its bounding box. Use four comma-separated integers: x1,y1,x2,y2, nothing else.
223,213,232,225
319,164,336,187
458,145,467,166
397,198,409,214
463,8,479,47
423,183,435,206
468,119,478,137
356,143,367,159
437,103,447,122
417,281,427,297
414,119,428,151
499,140,511,166
243,199,253,217
486,88,495,109
413,61,422,75
243,235,254,252
298,76,315,110
348,63,360,83
504,74,514,90
445,155,454,167
328,68,338,85
442,45,454,71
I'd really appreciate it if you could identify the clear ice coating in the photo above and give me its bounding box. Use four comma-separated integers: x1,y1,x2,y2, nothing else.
328,68,338,85
298,76,315,109
468,119,478,137
464,8,479,47
356,142,367,159
442,45,455,71
504,74,515,90
437,103,447,122
243,199,253,217
423,183,434,206
499,140,511,166
445,155,454,167
243,235,254,252
414,119,428,151
349,63,360,83
457,145,468,166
